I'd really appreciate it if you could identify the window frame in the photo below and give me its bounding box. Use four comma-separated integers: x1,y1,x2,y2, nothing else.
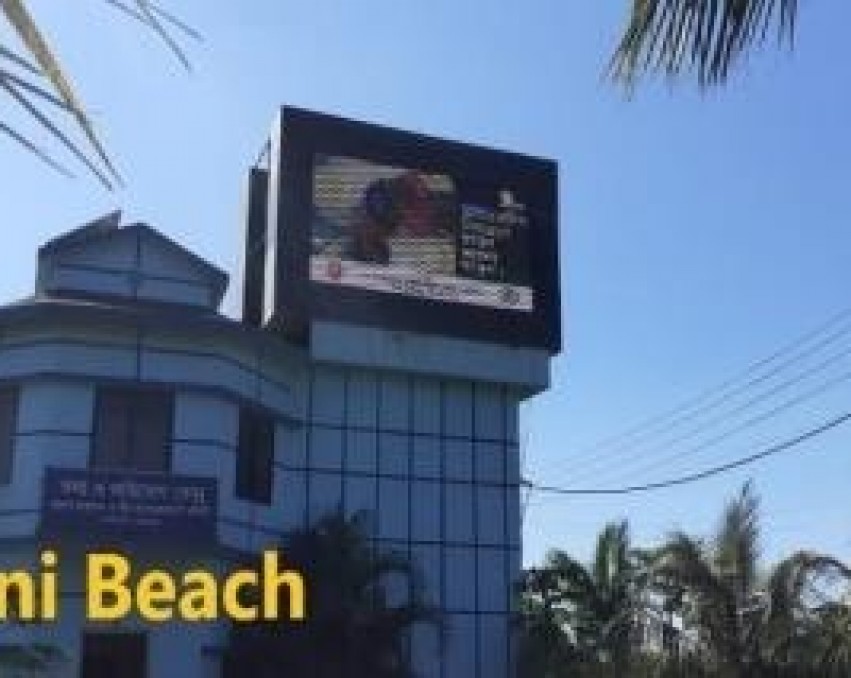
0,384,19,486
235,405,275,505
90,385,174,474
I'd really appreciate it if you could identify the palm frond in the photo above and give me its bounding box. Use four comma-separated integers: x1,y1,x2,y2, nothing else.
126,0,191,70
715,480,760,599
609,0,799,87
2,0,195,185
103,0,202,42
593,521,632,590
0,121,73,176
0,42,38,73
1,67,72,110
1,0,121,184
0,77,114,187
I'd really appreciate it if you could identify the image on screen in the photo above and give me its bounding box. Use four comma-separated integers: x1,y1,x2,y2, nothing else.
311,154,534,311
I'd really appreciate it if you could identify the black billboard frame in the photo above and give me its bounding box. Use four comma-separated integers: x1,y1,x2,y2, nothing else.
260,106,562,353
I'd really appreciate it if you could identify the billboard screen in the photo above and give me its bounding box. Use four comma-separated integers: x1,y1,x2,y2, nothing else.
311,155,534,312
251,107,561,352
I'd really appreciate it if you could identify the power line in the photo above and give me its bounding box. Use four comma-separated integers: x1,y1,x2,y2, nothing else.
524,410,851,497
576,347,851,488
558,309,851,482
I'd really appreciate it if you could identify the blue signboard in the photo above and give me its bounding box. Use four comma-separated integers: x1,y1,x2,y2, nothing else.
41,468,218,544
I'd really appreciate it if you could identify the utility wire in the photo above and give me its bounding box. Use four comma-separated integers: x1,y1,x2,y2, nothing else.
559,309,851,481
606,366,851,484
524,411,851,497
570,343,851,487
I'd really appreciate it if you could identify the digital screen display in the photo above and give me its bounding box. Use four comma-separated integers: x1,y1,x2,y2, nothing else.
310,154,534,312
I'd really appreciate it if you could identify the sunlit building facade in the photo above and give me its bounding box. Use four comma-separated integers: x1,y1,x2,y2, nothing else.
0,211,554,677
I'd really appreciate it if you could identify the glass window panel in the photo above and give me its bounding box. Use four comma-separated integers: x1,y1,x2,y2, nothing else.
477,548,507,612
505,443,521,485
93,387,171,473
92,388,131,469
412,544,441,606
346,370,377,427
131,390,172,473
443,382,472,437
0,386,18,484
411,622,441,678
444,440,472,482
344,476,376,520
477,485,505,546
308,473,342,523
445,614,476,677
444,548,476,612
378,478,409,540
411,481,441,542
474,384,504,440
411,436,441,479
412,378,441,435
379,374,409,431
235,407,275,504
444,484,474,544
475,441,504,484
311,366,345,425
278,470,307,531
479,615,508,677
277,423,307,468
346,430,377,474
379,432,409,476
310,426,343,471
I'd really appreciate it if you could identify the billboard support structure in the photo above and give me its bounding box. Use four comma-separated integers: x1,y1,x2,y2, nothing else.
241,106,561,353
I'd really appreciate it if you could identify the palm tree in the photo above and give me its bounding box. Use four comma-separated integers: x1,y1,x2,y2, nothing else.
516,566,579,677
1,0,195,186
611,0,801,87
762,550,851,675
651,481,851,677
519,521,645,674
225,510,441,678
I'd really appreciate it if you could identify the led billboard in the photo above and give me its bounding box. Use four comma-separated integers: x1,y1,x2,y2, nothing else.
311,155,534,312
246,107,561,352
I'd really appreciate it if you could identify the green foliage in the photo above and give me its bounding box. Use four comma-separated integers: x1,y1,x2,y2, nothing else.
225,510,441,678
610,0,800,87
1,0,195,187
518,482,851,678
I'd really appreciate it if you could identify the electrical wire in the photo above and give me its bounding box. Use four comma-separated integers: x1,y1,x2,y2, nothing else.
570,344,851,487
524,410,851,497
557,309,851,482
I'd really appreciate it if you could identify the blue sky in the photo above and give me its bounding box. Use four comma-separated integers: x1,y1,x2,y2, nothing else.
3,1,850,567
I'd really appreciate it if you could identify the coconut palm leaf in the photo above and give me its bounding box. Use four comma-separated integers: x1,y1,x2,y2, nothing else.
0,43,38,73
226,509,441,678
0,121,73,175
103,0,202,42
1,0,120,185
715,480,760,600
1,67,72,109
1,76,115,186
1,0,195,186
119,0,192,71
610,0,800,87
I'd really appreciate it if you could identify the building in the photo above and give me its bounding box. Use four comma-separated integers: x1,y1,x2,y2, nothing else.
0,108,560,677
0,206,555,676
